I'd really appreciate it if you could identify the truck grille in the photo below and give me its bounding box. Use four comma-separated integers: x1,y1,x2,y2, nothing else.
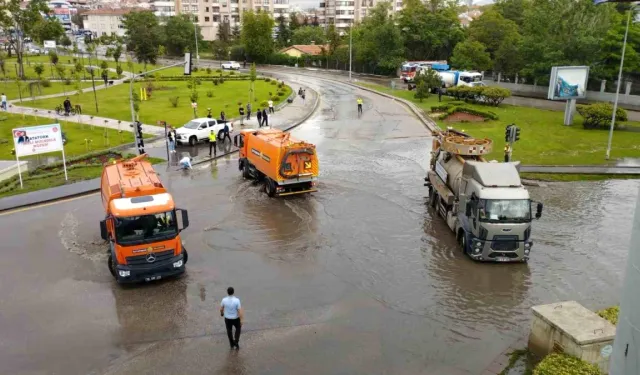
126,250,174,266
491,235,518,251
488,252,519,259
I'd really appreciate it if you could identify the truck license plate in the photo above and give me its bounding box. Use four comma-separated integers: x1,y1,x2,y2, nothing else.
495,257,511,262
145,276,162,281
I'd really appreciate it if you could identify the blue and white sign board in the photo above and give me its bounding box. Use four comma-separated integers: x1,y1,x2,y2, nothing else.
11,123,67,188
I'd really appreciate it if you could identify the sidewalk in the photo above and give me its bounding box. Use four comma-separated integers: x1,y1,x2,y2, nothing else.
0,82,319,212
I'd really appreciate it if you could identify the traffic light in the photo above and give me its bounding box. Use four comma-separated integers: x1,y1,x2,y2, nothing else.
505,125,512,142
515,127,521,142
184,52,192,76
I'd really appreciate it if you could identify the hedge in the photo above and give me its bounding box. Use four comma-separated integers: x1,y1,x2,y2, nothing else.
576,103,627,130
447,86,511,107
597,306,619,325
443,106,499,121
533,353,601,375
431,104,452,112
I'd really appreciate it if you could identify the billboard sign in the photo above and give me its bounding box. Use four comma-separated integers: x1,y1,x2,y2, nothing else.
548,66,589,100
12,124,64,157
44,40,56,49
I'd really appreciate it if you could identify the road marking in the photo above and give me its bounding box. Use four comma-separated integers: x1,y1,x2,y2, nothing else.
0,193,99,217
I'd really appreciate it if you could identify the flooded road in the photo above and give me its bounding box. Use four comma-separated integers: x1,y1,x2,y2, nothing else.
0,74,638,375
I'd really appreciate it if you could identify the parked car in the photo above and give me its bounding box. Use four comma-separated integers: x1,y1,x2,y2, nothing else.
175,118,232,146
221,61,241,70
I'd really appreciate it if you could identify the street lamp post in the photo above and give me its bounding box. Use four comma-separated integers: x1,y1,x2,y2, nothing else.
605,8,633,160
348,23,352,81
194,15,200,65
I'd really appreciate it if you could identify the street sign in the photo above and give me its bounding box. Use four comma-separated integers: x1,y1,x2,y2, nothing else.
12,124,64,157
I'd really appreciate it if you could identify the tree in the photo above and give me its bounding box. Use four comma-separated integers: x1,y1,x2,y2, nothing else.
32,18,65,45
354,3,405,74
468,10,520,59
34,63,45,80
289,12,300,32
71,13,84,29
217,20,232,44
450,39,492,71
61,35,72,48
111,44,123,66
163,14,202,56
0,0,50,77
312,15,319,27
214,20,232,59
413,68,441,101
241,11,274,62
231,24,241,41
592,8,640,81
326,24,341,68
291,26,326,45
276,14,291,47
49,51,59,65
122,10,163,66
493,33,524,76
397,0,465,61
494,0,531,28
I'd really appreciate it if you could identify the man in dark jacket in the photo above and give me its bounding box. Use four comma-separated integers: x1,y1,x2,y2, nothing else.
256,108,262,127
262,108,268,127
238,105,245,125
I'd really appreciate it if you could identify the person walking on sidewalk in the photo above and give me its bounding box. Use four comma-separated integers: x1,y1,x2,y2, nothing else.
208,130,217,157
246,102,252,120
257,108,263,127
167,126,177,153
268,99,274,114
220,287,243,350
262,108,268,127
301,91,306,105
1,93,7,110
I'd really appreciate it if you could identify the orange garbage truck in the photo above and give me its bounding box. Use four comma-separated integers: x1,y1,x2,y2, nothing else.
234,128,319,197
99,154,189,283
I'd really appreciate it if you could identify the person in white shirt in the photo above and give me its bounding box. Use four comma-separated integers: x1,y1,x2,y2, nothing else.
220,286,243,349
268,99,274,114
1,93,7,110
179,156,192,170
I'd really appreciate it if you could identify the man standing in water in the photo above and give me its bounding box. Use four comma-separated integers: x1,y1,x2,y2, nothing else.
220,287,243,350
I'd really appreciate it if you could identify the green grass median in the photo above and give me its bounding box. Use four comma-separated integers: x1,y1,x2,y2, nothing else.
359,83,640,166
22,79,292,127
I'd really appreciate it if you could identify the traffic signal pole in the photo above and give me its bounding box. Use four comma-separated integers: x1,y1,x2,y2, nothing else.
504,124,520,162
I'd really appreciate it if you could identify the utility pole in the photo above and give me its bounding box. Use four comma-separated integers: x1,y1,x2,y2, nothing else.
348,23,352,81
610,185,640,375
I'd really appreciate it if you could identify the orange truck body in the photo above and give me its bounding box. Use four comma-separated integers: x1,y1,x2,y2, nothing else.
235,128,319,197
99,154,189,284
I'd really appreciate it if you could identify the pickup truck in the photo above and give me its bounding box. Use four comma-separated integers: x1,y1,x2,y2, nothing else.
175,118,232,146
221,61,241,70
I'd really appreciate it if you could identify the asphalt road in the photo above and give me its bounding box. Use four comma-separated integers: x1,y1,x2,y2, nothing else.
0,71,637,375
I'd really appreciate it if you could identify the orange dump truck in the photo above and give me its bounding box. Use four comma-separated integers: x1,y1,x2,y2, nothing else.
99,154,189,284
234,128,319,197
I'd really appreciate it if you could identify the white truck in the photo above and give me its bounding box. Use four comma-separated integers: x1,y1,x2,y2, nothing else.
438,71,484,88
175,118,232,146
425,129,543,263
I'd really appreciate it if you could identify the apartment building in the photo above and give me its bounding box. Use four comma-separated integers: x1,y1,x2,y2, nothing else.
151,0,177,17
318,0,402,33
82,8,133,37
168,0,289,41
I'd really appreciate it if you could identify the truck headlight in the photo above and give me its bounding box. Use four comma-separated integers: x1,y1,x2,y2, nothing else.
524,242,532,248
173,260,183,268
119,270,130,277
474,248,481,254
524,249,530,255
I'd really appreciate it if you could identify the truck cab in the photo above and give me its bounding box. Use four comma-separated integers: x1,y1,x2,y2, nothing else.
100,155,190,283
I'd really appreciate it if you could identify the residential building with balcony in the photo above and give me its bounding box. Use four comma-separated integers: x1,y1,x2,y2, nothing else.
82,8,135,37
318,0,402,33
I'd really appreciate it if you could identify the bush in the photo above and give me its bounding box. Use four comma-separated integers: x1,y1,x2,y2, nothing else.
272,95,281,102
265,77,271,82
40,79,51,88
597,306,619,325
100,61,108,70
206,90,213,98
169,96,179,108
192,66,199,72
271,80,277,85
116,65,123,76
444,106,499,121
229,71,235,75
219,77,225,84
260,100,269,107
213,79,219,86
481,86,511,106
216,68,222,73
206,67,212,74
533,353,601,375
196,78,202,85
64,78,72,85
577,102,628,129
277,91,285,96
431,104,451,112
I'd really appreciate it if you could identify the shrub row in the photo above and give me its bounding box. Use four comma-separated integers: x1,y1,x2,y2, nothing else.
597,305,619,325
576,103,628,130
447,86,512,107
446,106,499,121
533,353,601,375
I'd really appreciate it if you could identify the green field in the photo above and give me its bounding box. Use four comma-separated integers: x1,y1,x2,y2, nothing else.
4,55,122,80
0,80,94,103
23,79,292,127
0,113,139,160
360,83,640,166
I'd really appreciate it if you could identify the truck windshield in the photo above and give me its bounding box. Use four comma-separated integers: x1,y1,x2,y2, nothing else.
478,199,531,222
114,211,178,244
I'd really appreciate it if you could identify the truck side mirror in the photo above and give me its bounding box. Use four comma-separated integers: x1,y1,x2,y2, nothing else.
99,220,108,241
233,134,238,147
535,202,543,219
177,209,189,230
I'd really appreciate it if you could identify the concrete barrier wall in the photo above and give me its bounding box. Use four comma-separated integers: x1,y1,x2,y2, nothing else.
0,161,28,182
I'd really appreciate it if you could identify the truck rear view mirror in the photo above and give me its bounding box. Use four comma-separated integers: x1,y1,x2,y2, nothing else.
99,220,108,241
177,209,190,230
535,202,543,219
465,202,472,216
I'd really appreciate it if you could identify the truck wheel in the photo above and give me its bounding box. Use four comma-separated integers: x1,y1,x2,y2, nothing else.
459,233,468,255
189,136,197,146
265,178,276,197
242,161,251,179
183,248,188,264
218,130,224,141
108,254,116,278
430,190,438,208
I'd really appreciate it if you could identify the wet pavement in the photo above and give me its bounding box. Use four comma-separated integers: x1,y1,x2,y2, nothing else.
1,72,639,375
